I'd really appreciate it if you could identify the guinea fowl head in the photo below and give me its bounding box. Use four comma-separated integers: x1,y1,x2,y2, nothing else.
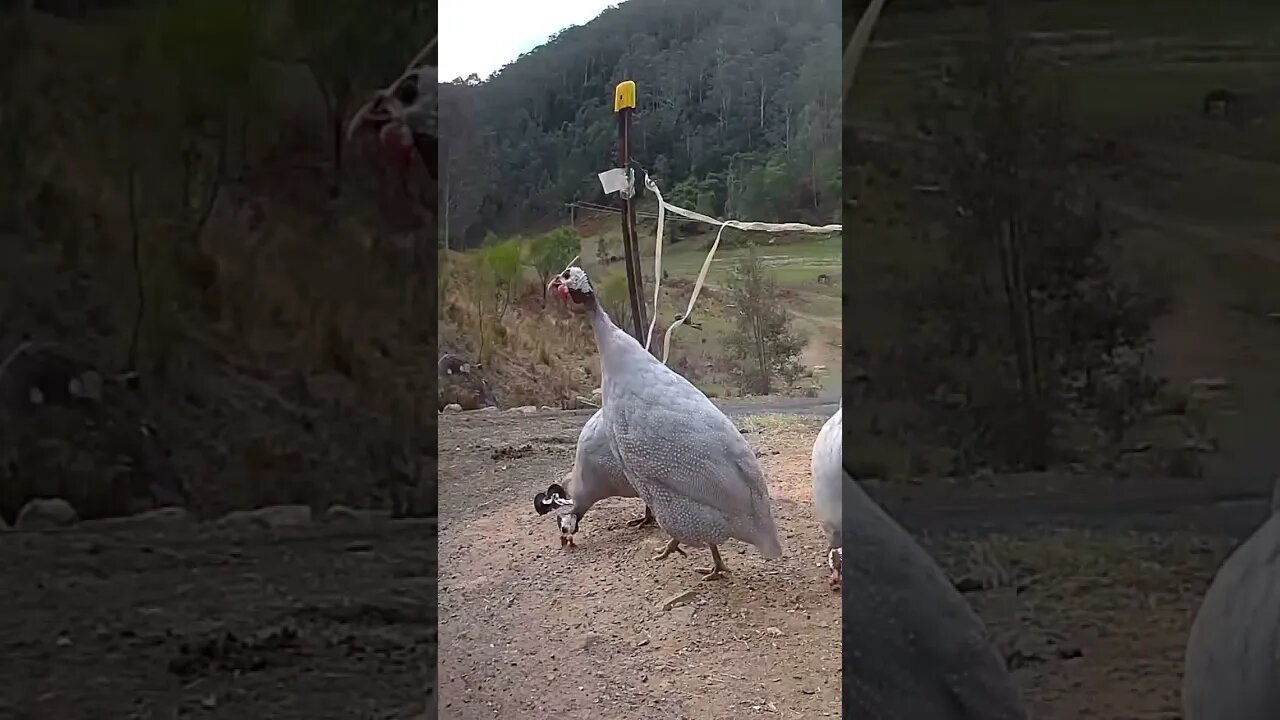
533,482,578,547
548,265,594,309
348,64,436,175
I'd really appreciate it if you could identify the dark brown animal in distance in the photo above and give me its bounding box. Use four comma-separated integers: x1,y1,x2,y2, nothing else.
1203,89,1235,118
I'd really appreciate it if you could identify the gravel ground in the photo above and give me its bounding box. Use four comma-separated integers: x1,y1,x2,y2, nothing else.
0,515,437,720
437,409,841,720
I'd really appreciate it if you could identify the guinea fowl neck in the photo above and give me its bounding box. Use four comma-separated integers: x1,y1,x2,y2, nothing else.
585,295,613,347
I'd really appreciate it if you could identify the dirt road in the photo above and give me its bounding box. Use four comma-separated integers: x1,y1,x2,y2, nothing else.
0,517,437,720
437,408,841,720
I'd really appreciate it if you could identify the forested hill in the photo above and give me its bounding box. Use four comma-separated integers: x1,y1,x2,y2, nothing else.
439,0,841,248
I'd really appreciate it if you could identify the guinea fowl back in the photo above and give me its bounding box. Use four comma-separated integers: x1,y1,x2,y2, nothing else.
843,472,1026,720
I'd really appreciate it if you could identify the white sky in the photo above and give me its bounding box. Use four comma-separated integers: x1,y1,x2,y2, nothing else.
439,0,618,81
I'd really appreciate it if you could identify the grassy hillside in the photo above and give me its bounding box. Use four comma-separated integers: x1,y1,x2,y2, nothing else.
438,212,842,408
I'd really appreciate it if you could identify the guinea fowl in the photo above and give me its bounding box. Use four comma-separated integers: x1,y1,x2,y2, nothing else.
844,469,1027,719
532,408,655,547
549,266,783,579
811,406,842,589
1181,477,1280,720
348,52,437,181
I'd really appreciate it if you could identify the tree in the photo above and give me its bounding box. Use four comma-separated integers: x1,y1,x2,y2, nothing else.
439,79,487,248
442,0,840,243
477,237,524,320
0,1,33,231
528,227,580,302
902,0,1162,470
128,0,268,239
725,245,804,395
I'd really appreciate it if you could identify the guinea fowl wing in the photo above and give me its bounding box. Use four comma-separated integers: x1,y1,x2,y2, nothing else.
575,409,633,499
844,473,1026,720
610,394,758,521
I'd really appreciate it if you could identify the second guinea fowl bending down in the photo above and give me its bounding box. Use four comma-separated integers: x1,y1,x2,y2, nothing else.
533,408,655,547
811,406,842,588
549,265,783,579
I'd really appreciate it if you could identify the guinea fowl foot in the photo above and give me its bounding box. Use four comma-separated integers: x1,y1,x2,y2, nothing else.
626,506,657,528
695,545,730,581
652,537,687,561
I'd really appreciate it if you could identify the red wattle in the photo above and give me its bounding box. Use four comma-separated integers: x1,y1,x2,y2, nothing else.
379,122,413,172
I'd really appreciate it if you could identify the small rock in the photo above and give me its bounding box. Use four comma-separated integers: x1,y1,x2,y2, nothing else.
83,507,193,530
15,497,79,530
217,504,312,530
1190,376,1229,392
509,405,537,414
80,371,103,401
669,605,696,624
658,590,697,611
322,505,366,524
344,541,373,553
575,633,605,650
442,403,463,413
539,405,555,411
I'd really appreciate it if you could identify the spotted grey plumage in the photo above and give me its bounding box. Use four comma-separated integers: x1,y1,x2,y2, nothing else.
1181,477,1280,720
811,406,842,588
549,266,782,578
844,470,1027,718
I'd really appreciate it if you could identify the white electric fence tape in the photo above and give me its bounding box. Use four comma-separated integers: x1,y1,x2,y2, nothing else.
640,173,841,364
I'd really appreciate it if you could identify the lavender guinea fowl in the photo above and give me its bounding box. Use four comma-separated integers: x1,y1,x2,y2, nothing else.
549,266,783,579
1181,477,1280,720
811,406,842,588
533,408,655,548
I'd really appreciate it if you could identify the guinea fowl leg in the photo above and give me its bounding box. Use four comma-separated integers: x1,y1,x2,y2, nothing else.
695,544,730,581
652,537,687,561
626,505,657,528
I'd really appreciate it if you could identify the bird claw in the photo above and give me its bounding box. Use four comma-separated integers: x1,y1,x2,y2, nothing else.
626,510,656,528
653,539,686,561
696,567,726,581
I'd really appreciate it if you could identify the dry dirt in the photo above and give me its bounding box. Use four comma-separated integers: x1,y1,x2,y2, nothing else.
437,409,841,720
928,528,1232,720
0,516,437,720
